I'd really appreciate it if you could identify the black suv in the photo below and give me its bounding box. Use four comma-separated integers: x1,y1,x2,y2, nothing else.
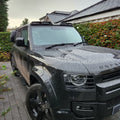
10,21,120,120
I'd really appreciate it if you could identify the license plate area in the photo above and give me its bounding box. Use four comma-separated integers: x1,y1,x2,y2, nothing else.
112,104,120,115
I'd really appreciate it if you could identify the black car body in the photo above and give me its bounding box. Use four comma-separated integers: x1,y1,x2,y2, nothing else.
10,21,120,120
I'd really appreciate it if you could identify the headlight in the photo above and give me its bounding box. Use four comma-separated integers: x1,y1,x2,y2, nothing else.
63,74,87,86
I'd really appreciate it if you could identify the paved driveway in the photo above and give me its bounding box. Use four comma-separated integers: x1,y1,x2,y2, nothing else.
0,62,120,120
0,62,31,120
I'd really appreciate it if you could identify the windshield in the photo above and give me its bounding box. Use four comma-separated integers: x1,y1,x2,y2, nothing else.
31,26,83,46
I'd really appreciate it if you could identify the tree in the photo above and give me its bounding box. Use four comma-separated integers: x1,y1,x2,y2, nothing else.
21,18,29,26
0,0,9,32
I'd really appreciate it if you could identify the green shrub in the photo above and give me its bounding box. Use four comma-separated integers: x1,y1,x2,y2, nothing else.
0,52,10,61
0,32,12,52
0,0,9,32
0,32,12,61
74,19,120,50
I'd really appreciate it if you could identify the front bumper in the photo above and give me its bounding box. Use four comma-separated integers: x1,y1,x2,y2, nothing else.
53,95,120,120
51,73,120,120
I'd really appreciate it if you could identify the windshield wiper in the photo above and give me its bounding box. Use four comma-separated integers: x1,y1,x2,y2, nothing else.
73,42,86,46
45,43,73,49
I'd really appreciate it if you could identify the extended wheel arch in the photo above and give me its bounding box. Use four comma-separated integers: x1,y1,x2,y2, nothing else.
28,74,57,120
29,73,57,106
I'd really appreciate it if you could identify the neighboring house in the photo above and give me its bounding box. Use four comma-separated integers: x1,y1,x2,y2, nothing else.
39,10,78,24
61,0,120,24
7,28,16,32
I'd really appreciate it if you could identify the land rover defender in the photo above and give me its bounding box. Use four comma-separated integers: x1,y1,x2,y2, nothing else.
10,21,120,120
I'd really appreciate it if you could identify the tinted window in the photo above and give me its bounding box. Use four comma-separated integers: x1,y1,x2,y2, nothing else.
22,29,28,45
16,30,21,38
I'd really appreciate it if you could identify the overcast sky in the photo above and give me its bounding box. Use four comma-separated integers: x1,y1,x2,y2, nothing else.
8,0,101,28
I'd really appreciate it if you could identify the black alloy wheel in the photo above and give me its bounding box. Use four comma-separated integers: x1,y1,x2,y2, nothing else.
26,84,53,120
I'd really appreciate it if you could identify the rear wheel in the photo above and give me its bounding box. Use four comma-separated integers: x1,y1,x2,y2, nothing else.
26,84,53,120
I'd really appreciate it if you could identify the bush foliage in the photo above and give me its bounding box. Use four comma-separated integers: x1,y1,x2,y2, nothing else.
0,32,12,61
0,52,10,61
0,32,12,52
74,19,120,49
0,19,120,61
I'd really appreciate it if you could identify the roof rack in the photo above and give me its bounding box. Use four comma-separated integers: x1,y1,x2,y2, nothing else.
31,21,52,25
30,21,72,26
60,22,72,26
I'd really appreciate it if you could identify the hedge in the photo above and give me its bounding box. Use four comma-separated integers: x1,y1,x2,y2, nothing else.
0,0,9,32
74,18,120,50
0,32,12,61
0,32,12,52
0,19,120,61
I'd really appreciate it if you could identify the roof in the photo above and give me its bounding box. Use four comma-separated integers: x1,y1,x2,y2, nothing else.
47,13,69,23
63,0,120,22
39,10,79,23
52,11,71,15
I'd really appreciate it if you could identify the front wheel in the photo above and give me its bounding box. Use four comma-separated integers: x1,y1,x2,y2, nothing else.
25,84,53,120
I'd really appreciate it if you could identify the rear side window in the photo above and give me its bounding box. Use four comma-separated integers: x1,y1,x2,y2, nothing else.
16,30,21,38
10,30,16,42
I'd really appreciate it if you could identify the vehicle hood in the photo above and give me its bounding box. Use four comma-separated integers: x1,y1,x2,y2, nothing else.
32,45,120,75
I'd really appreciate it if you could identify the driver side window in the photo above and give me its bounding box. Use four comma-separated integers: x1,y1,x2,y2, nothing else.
21,28,28,46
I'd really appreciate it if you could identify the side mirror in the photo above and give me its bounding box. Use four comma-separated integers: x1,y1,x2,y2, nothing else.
16,37,25,46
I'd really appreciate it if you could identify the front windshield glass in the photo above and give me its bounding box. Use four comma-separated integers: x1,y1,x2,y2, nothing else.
31,26,83,46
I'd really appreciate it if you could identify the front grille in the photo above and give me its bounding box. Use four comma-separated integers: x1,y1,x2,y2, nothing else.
83,76,95,89
102,70,120,82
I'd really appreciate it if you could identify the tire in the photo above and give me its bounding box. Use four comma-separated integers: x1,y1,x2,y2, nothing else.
11,56,20,76
26,84,54,120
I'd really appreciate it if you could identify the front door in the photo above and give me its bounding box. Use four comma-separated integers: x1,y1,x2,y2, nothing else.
14,27,30,84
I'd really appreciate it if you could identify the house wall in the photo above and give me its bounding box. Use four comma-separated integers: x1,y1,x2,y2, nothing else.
68,9,120,24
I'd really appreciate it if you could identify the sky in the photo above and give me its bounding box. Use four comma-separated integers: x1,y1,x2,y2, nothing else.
8,0,101,28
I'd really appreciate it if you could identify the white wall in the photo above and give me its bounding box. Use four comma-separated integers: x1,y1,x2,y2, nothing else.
68,9,120,24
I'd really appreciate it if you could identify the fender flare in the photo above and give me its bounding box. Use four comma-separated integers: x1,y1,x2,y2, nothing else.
30,66,57,106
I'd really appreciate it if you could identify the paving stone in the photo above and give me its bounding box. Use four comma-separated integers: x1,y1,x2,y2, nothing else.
0,62,31,120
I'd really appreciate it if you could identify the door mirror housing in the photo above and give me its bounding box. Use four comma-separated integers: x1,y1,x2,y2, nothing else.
16,37,25,46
